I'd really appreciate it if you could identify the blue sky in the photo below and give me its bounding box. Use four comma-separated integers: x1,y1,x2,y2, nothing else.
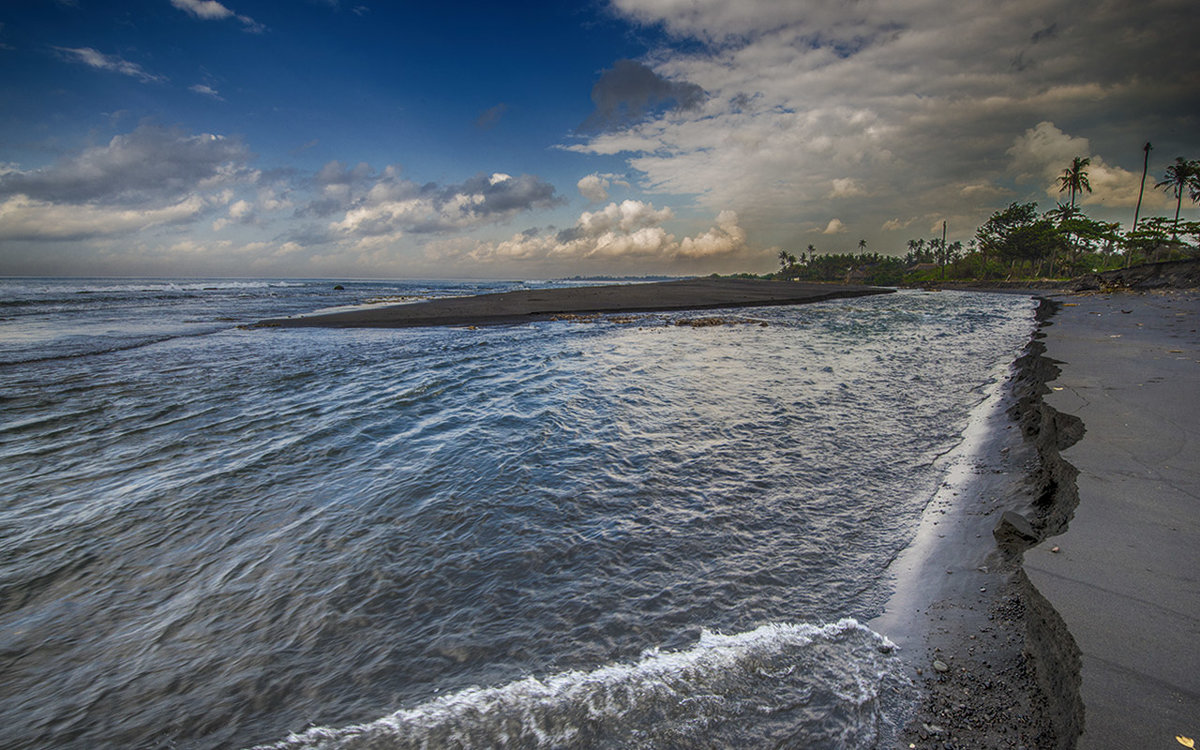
1,0,1197,278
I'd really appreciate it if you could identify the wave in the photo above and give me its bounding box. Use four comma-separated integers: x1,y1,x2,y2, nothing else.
0,327,232,368
249,619,910,750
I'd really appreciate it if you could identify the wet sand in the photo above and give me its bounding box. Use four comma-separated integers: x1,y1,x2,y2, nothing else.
880,288,1200,749
254,278,892,328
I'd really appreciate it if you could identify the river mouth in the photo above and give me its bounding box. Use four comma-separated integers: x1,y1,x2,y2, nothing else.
0,281,1037,748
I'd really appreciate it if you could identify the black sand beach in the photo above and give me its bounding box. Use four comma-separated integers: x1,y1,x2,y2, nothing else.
1026,291,1200,749
880,285,1200,749
255,278,893,328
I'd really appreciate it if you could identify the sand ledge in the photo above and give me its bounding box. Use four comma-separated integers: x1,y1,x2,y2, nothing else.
874,296,1086,749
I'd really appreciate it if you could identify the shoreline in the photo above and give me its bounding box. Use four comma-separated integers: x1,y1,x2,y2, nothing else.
252,278,894,328
881,285,1199,749
873,295,1081,748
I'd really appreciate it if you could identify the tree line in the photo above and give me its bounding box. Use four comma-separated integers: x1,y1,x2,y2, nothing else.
770,152,1200,284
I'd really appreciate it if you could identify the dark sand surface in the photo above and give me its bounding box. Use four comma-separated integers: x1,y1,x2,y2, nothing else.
873,297,1072,749
881,288,1200,749
255,278,892,328
1026,291,1200,749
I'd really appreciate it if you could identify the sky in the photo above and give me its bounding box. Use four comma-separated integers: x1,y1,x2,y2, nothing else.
1,0,1197,279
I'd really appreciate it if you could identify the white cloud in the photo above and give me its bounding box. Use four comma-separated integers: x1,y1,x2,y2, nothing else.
829,178,865,198
822,218,845,234
171,0,234,20
576,172,631,202
577,199,673,235
430,201,753,272
189,83,223,100
170,0,263,32
578,174,610,202
53,47,165,83
575,0,1200,250
1007,121,1171,209
212,198,255,231
0,194,207,240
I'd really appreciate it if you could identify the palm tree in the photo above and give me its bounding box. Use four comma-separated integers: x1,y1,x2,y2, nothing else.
857,238,867,253
1057,156,1092,208
1155,157,1200,241
778,249,790,271
1132,142,1152,230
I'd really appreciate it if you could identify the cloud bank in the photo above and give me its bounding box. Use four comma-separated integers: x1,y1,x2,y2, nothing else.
572,0,1199,249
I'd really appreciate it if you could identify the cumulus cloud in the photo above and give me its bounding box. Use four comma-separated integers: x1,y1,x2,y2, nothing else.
580,59,705,131
1007,121,1167,209
170,0,263,32
822,218,846,234
566,199,673,239
53,47,165,83
577,174,610,202
429,201,751,271
212,198,255,230
576,172,630,202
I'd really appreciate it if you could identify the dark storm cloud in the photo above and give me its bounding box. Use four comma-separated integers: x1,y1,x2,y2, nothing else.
579,59,706,132
443,173,560,216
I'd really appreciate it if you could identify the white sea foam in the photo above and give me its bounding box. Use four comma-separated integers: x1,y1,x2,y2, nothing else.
251,619,906,750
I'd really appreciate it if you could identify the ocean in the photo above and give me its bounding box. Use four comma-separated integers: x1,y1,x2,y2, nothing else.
0,278,1036,748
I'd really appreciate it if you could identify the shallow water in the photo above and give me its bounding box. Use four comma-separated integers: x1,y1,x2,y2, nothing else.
0,279,1035,748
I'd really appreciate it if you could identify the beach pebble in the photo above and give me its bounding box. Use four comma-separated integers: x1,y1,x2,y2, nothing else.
932,659,949,673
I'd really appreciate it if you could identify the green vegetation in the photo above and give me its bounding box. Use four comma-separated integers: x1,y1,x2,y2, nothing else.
766,155,1200,284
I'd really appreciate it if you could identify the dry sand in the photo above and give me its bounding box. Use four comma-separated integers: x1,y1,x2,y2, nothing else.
1026,291,1200,749
254,278,892,328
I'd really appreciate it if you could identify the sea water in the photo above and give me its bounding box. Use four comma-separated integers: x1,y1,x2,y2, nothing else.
0,278,1036,748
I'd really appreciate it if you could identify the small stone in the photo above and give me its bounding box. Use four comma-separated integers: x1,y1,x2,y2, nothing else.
933,659,949,673
1051,546,1061,553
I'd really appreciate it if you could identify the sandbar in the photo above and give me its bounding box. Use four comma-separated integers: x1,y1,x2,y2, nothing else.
254,278,893,328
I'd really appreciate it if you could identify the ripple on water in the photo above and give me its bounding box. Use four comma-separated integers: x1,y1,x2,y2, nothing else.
0,289,1035,748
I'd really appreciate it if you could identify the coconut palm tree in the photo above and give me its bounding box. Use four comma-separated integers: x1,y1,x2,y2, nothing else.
1155,157,1200,241
857,238,867,252
1132,142,1152,230
1057,156,1092,208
